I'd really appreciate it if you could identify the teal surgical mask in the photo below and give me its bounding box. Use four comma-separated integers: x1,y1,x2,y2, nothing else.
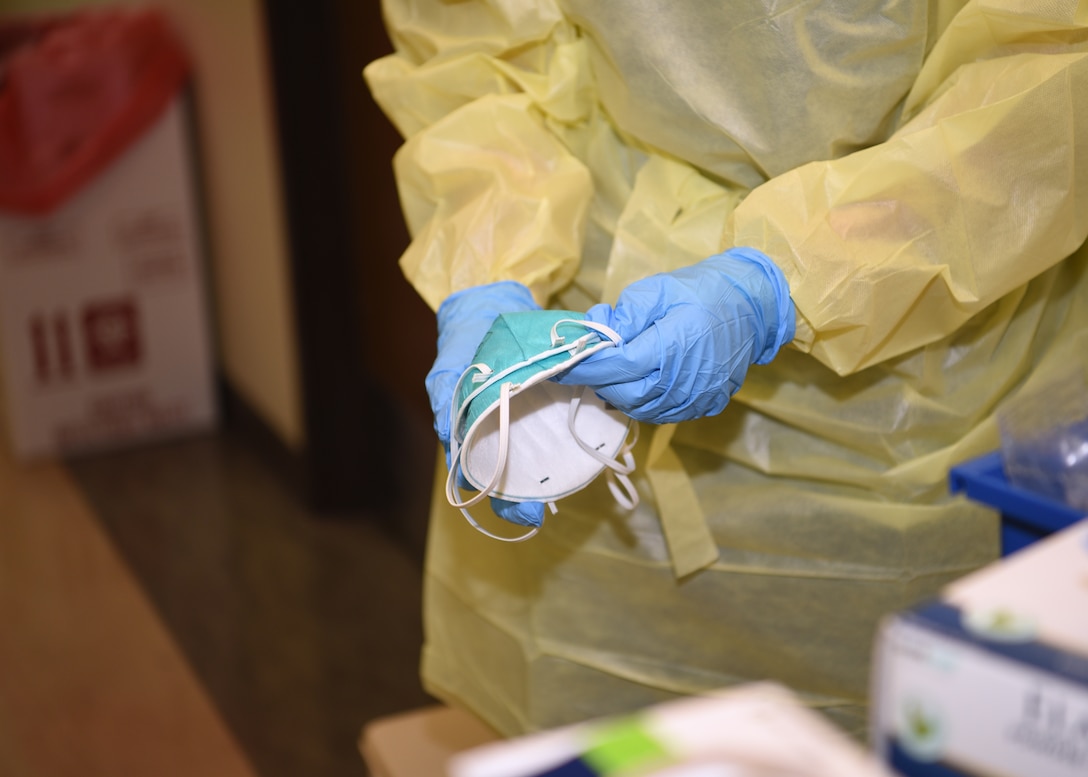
447,311,639,541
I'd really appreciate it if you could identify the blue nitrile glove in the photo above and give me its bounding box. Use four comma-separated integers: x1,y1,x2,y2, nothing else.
426,281,547,527
555,248,795,424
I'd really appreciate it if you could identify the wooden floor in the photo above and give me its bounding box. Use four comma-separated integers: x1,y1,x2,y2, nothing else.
0,421,433,777
0,439,259,776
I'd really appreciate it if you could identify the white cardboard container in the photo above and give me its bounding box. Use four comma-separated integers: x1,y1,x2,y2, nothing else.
0,97,217,459
871,517,1088,776
449,682,893,777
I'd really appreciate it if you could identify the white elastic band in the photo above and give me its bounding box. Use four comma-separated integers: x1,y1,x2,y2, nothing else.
446,380,540,542
567,388,640,510
550,318,623,349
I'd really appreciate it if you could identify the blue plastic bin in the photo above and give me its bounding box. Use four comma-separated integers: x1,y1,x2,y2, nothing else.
949,451,1085,555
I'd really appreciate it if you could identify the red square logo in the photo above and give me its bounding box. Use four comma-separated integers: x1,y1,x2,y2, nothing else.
82,299,142,373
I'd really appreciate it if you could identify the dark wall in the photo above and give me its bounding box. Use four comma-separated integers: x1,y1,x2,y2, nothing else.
260,0,436,554
335,0,438,554
334,1,434,424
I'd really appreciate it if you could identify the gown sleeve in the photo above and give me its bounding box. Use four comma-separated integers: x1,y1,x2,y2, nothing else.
725,3,1088,374
364,0,594,311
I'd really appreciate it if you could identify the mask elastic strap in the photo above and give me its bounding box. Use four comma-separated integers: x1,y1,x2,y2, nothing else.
550,318,623,349
446,365,501,514
447,378,511,510
604,453,639,511
447,363,492,479
567,388,641,510
446,380,540,543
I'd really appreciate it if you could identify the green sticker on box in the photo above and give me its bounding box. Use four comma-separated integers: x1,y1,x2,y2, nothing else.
582,718,670,774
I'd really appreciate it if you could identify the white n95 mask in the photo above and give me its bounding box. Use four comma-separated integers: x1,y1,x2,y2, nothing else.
447,311,639,542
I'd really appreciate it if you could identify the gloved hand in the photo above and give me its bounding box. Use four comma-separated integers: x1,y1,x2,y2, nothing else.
427,281,546,527
555,247,795,424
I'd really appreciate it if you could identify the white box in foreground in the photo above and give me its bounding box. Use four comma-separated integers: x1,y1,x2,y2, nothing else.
451,682,892,777
871,518,1088,776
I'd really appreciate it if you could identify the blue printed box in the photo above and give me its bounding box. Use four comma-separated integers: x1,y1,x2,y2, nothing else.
870,518,1088,776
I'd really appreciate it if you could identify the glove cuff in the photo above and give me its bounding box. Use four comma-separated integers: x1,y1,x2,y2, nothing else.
719,247,796,365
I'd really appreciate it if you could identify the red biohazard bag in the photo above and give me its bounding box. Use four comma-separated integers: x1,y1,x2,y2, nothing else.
0,8,189,215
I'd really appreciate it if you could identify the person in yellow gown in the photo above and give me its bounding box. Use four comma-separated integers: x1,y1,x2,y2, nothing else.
365,0,1088,737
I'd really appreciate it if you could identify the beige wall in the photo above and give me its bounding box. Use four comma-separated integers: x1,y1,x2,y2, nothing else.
4,0,306,450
